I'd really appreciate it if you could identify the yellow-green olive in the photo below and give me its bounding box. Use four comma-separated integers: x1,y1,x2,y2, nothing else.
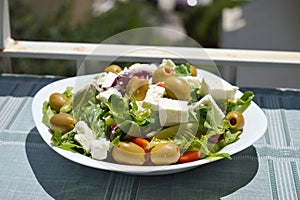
112,142,145,165
152,65,174,83
104,64,122,74
164,76,190,101
49,93,68,112
126,76,149,101
150,143,180,165
190,65,197,76
225,111,245,131
50,113,77,134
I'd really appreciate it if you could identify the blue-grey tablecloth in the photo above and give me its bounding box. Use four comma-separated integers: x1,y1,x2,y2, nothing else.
0,75,299,200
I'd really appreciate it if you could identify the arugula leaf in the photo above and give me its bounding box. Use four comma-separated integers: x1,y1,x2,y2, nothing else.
107,94,131,121
226,91,254,113
130,104,151,127
130,94,138,112
111,135,121,147
106,94,154,138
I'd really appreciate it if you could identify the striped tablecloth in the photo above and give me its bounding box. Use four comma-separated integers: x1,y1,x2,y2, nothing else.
0,75,299,200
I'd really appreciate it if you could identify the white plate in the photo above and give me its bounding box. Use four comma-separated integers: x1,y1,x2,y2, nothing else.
32,72,267,175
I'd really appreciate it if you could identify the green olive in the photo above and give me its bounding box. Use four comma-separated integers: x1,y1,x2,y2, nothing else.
152,65,174,83
150,143,180,165
50,113,77,134
126,76,149,101
164,76,190,101
190,65,197,76
49,93,68,112
225,111,245,131
104,64,122,74
112,142,145,165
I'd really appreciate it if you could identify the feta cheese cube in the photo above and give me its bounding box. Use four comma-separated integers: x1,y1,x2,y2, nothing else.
180,76,202,88
159,98,189,126
200,77,238,102
128,63,157,73
74,121,96,152
192,94,225,126
96,88,122,102
74,121,110,160
94,72,108,86
101,72,118,88
90,138,110,160
143,85,165,110
160,59,176,70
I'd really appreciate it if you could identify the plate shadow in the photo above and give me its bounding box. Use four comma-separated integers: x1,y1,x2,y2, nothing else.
26,127,258,200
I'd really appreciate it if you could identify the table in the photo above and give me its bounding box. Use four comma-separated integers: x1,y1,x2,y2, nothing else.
0,74,299,200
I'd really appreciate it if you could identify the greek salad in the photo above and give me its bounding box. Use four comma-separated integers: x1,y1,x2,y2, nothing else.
42,59,254,166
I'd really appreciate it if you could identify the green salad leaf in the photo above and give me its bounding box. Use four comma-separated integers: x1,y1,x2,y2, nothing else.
51,129,87,154
63,86,73,98
106,94,131,121
73,86,106,138
226,91,254,113
174,63,191,76
42,101,55,127
190,88,202,103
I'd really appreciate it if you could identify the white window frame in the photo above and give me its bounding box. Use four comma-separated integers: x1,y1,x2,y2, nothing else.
1,0,300,84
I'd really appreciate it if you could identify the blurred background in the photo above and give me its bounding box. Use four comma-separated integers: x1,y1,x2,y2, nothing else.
3,0,300,88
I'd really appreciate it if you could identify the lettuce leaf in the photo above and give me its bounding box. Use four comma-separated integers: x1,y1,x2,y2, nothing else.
63,86,73,98
51,129,87,154
187,133,231,160
42,101,55,127
174,63,191,76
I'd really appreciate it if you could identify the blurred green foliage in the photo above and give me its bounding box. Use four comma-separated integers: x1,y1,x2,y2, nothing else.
9,0,161,76
183,0,249,48
10,0,161,43
6,0,248,76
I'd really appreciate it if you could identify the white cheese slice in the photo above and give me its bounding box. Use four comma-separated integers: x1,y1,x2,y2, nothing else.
180,76,202,88
192,94,225,126
159,98,189,126
128,63,157,73
74,121,96,152
74,121,109,160
160,59,176,70
143,85,165,110
90,138,110,160
101,72,118,88
96,87,122,102
200,77,238,109
94,72,108,86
